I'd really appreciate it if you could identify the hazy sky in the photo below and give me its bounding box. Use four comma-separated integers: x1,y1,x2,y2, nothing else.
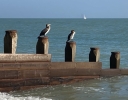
0,0,128,18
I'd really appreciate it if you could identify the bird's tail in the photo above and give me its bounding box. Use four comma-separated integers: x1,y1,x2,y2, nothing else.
66,39,70,42
37,36,40,39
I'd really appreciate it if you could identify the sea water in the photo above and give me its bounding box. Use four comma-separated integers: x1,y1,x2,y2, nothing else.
0,18,128,100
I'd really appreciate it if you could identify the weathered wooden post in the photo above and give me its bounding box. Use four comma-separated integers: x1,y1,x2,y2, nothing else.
89,47,100,62
4,30,18,54
110,52,120,69
36,36,49,54
65,41,76,62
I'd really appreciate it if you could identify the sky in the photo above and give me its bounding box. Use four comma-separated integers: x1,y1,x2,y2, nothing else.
0,0,128,18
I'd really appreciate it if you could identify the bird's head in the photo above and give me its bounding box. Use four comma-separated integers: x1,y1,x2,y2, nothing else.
71,30,75,34
46,24,51,28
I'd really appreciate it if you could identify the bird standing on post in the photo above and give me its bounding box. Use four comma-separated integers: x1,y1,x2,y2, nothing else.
38,24,51,39
67,30,76,42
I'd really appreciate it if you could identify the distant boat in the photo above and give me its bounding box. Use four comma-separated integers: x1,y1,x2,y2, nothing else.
84,15,86,19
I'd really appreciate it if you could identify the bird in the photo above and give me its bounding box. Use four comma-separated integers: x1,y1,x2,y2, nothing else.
38,24,51,39
67,30,76,42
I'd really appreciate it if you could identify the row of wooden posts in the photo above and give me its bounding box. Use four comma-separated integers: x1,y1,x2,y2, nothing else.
4,30,120,69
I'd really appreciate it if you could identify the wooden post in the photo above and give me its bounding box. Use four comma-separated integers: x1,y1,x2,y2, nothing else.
36,36,49,54
4,30,18,54
89,47,100,62
65,41,76,62
110,52,120,69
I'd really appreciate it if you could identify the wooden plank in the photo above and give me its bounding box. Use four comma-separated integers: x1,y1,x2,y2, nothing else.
0,87,14,92
23,70,36,78
2,63,20,70
49,68,101,77
20,62,50,70
0,70,18,79
0,62,102,70
49,69,76,77
0,75,99,93
120,69,128,75
49,63,76,77
0,62,102,78
101,69,121,77
0,54,51,62
75,62,102,69
0,75,100,92
0,76,99,88
22,70,50,78
35,70,50,77
49,62,101,77
1,62,50,70
0,63,3,68
50,62,102,69
75,69,101,76
0,78,50,87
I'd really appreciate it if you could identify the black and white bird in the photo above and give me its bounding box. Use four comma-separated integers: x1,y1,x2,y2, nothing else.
38,24,51,38
67,30,76,42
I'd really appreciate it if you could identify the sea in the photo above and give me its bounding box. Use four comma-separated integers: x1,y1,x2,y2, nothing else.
0,18,128,100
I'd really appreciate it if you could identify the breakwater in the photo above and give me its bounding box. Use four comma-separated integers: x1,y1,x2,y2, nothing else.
0,30,126,92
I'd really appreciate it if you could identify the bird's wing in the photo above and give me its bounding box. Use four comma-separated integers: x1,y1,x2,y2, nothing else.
67,33,71,40
40,28,49,36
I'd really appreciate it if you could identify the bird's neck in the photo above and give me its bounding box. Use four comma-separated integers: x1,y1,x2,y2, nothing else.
72,32,75,35
46,26,50,28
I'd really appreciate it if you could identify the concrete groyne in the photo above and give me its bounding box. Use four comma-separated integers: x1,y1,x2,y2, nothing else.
0,30,124,92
